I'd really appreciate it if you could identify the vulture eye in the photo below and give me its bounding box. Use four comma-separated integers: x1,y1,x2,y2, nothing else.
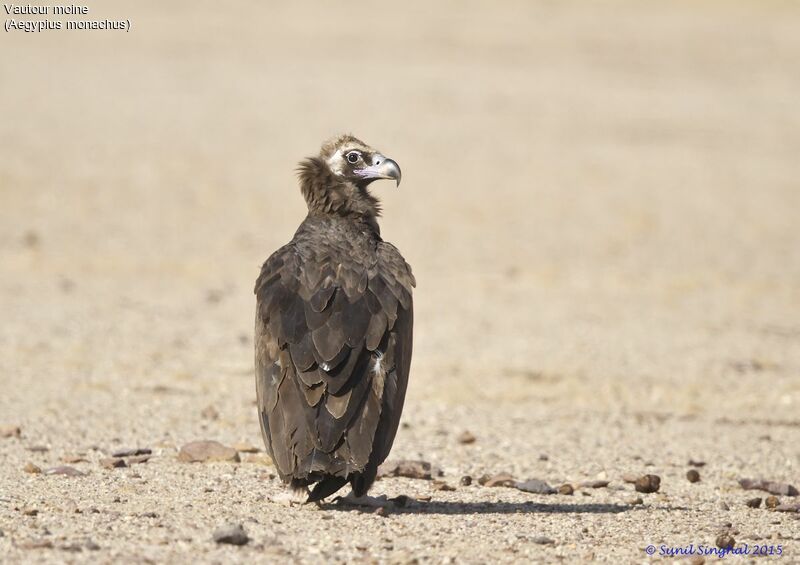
346,151,360,164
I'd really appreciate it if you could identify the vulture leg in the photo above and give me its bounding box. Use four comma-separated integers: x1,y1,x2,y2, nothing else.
307,476,348,503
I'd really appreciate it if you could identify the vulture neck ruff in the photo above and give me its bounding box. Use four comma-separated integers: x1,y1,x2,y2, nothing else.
298,156,382,226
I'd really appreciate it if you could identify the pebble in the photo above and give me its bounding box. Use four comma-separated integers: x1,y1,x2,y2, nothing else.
459,476,472,486
457,431,476,444
61,454,88,464
634,475,661,493
774,503,800,513
688,459,706,467
558,484,574,496
27,445,49,453
23,462,42,474
0,425,21,438
483,473,516,488
111,448,152,458
718,501,730,511
127,455,151,464
715,533,735,549
44,466,87,477
580,480,609,489
686,469,701,483
745,497,762,508
213,523,249,546
515,479,556,494
378,460,440,480
101,458,127,469
233,443,261,453
178,440,240,463
530,536,555,545
18,539,53,549
432,480,455,492
22,508,39,516
389,495,409,508
738,478,798,497
765,496,779,509
626,496,644,505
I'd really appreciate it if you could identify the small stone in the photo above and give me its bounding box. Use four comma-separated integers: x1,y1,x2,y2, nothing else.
60,543,83,552
634,474,661,493
431,480,455,491
85,540,100,551
483,473,517,488
127,455,151,464
765,496,780,509
23,462,41,474
459,476,472,486
515,479,556,494
233,443,261,453
539,454,549,461
580,480,609,489
687,556,705,565
44,466,87,477
622,473,639,483
457,431,476,444
688,459,706,467
745,497,762,508
718,501,730,511
61,454,88,464
22,508,39,516
27,445,49,452
715,533,735,550
739,478,798,497
178,441,240,463
774,503,800,513
111,448,151,458
0,425,21,438
686,470,701,483
100,458,127,469
378,460,440,480
18,539,53,549
531,536,555,545
558,484,574,495
389,495,409,508
213,523,249,546
626,496,644,505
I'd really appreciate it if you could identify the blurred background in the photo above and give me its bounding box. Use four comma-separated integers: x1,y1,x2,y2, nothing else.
1,0,799,442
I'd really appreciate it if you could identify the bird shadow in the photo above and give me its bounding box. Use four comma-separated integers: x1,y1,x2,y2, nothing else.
321,498,636,516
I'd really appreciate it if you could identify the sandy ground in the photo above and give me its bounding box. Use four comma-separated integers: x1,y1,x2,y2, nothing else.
1,1,799,563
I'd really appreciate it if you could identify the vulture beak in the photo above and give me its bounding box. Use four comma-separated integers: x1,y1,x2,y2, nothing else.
358,155,402,186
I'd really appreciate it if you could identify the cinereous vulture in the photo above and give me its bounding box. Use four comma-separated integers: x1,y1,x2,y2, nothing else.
254,135,414,503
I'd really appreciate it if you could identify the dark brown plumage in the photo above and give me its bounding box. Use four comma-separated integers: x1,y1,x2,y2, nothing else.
254,135,414,502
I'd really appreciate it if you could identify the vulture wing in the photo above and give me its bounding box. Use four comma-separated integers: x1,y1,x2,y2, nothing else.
254,239,414,491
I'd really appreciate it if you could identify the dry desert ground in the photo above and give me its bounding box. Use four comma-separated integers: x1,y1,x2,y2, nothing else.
1,1,799,563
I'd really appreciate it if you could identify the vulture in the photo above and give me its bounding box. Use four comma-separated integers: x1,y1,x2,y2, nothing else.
254,135,414,504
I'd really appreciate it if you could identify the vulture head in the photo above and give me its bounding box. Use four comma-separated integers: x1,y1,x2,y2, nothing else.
297,134,401,220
